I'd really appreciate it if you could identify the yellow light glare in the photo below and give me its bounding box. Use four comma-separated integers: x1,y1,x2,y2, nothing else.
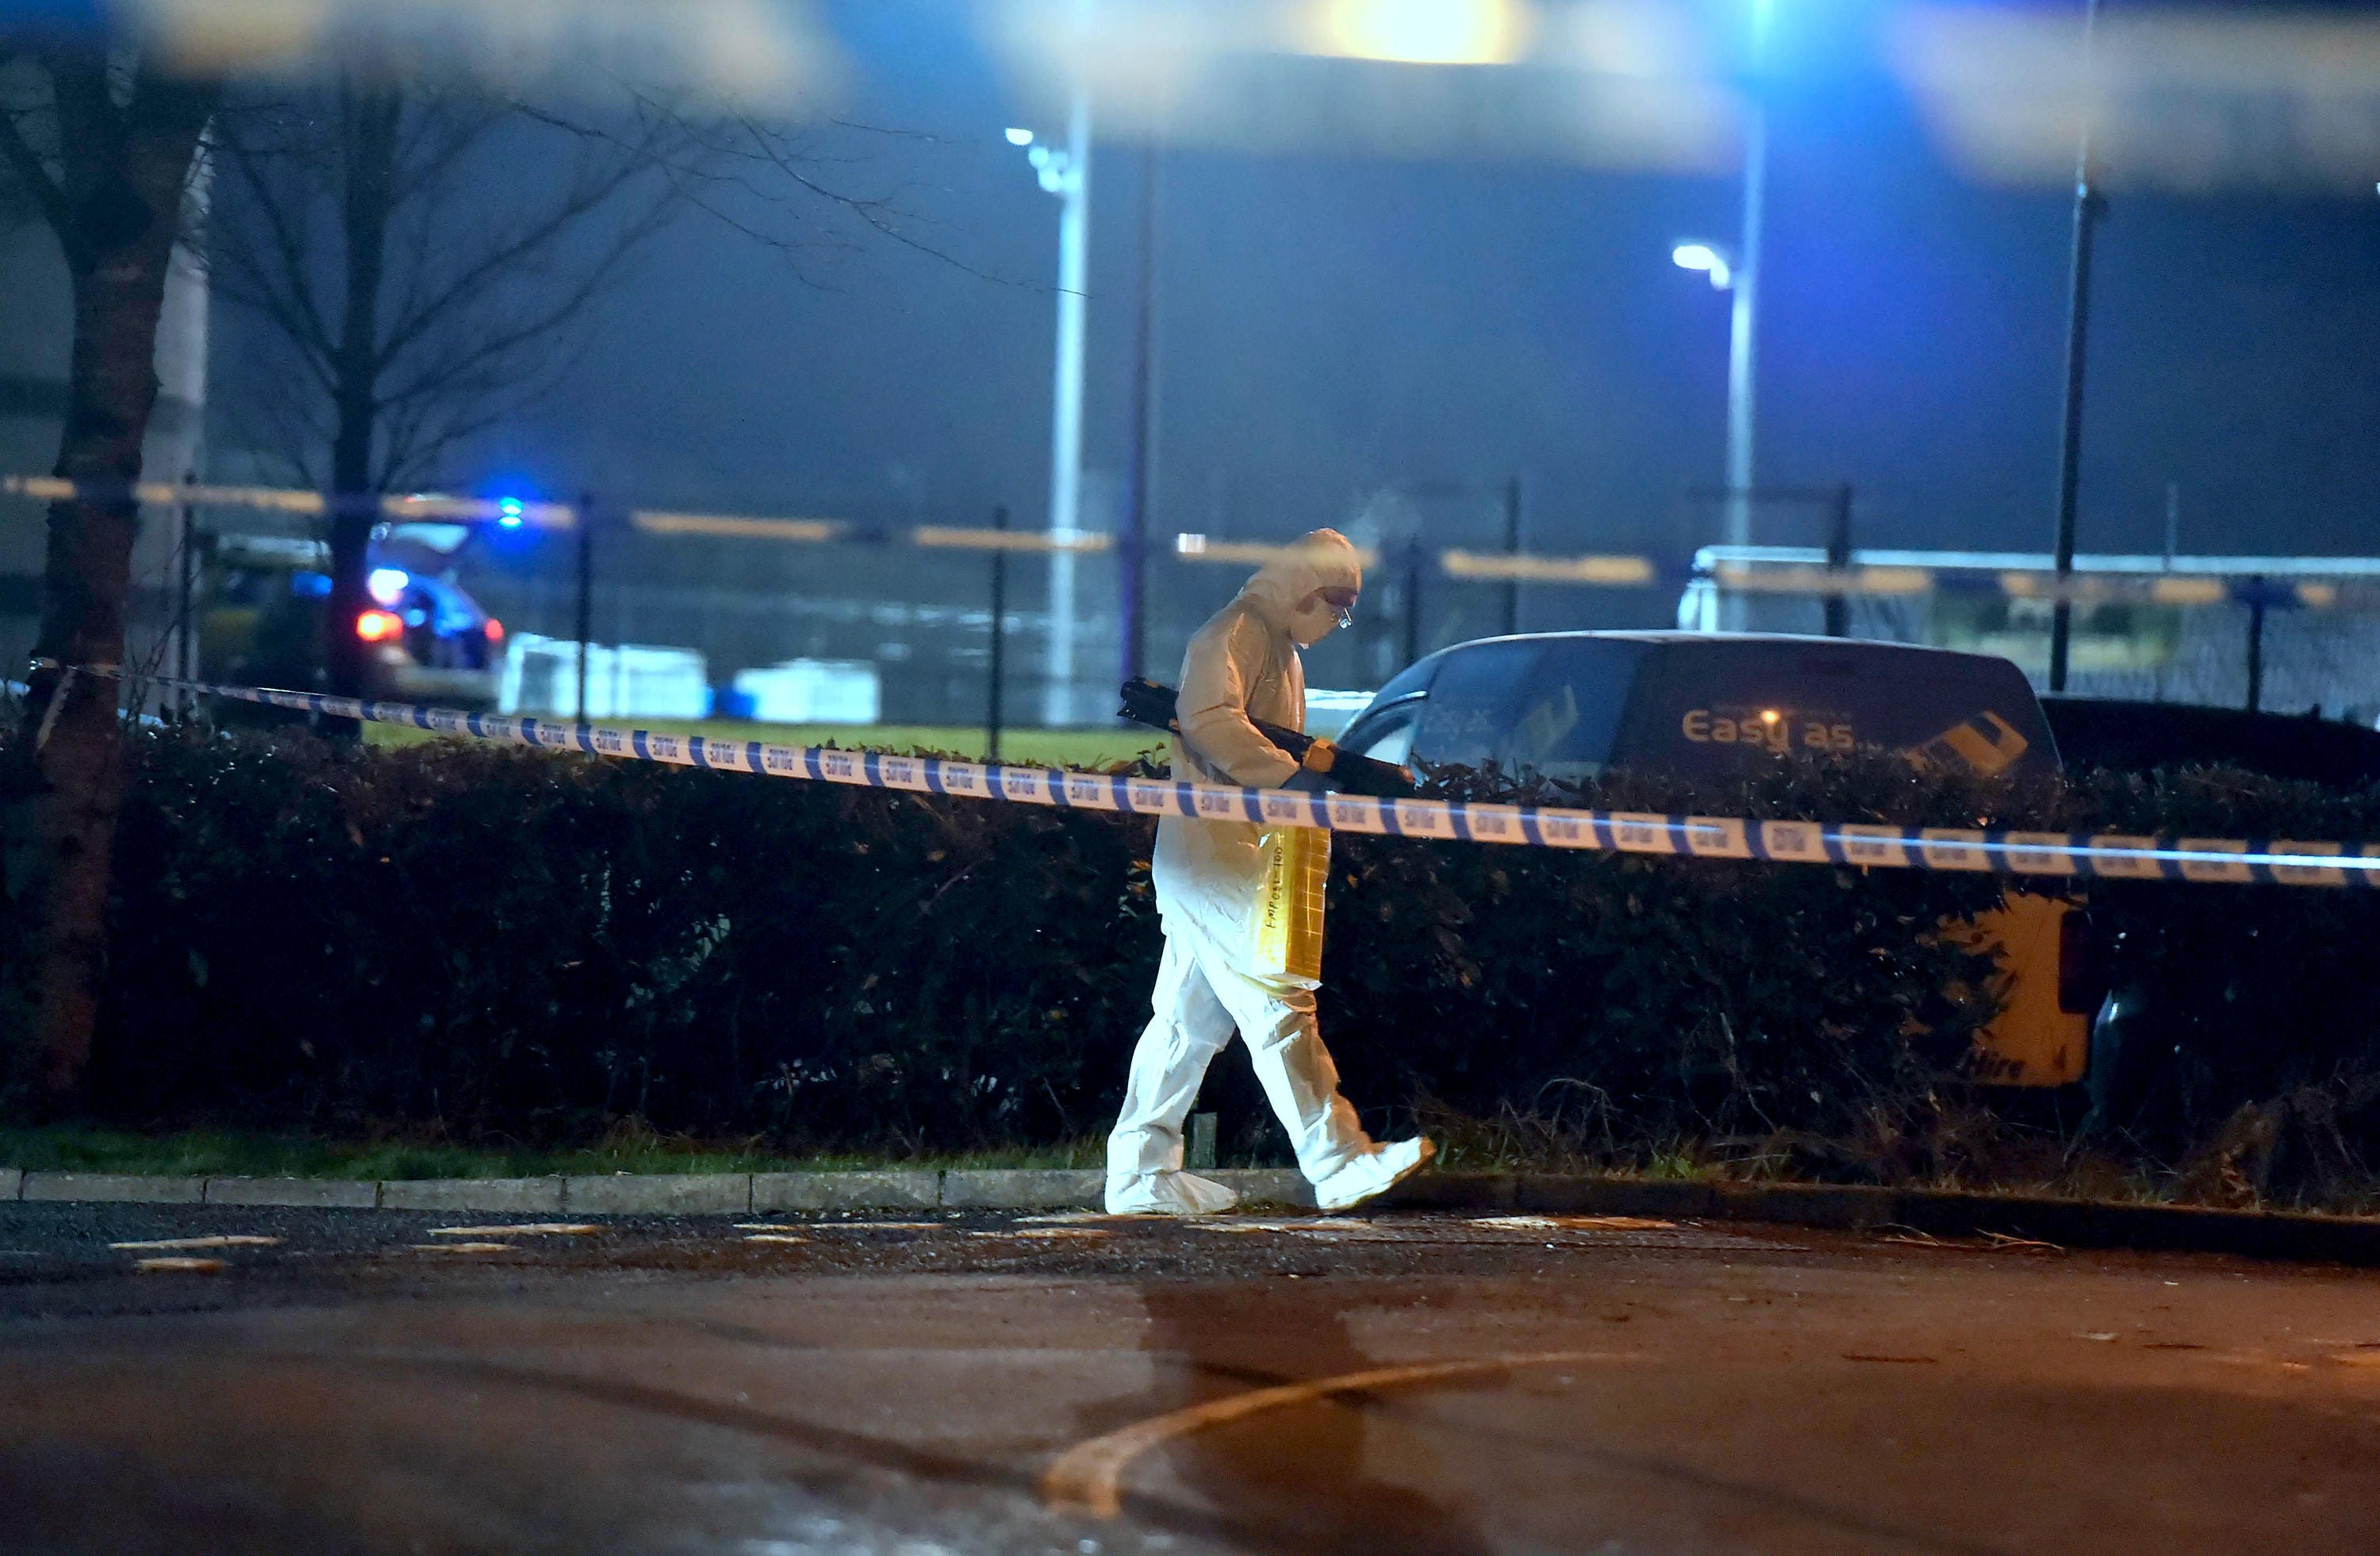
1310,0,1530,66
1760,709,1780,724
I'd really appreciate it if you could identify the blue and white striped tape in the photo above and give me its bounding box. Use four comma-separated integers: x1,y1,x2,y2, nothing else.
54,668,2380,888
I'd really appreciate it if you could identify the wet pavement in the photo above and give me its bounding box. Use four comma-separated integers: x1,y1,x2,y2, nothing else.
4,1202,2378,1554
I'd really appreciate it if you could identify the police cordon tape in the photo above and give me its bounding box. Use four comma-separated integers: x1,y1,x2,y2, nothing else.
43,663,2380,889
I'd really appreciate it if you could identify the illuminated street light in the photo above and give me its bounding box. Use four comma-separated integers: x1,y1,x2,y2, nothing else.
1672,0,1775,630
1671,240,1733,290
1012,96,1091,724
1311,0,1530,66
1673,229,1755,629
1725,0,1775,601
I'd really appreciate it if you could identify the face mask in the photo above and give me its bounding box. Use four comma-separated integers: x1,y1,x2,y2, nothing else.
1288,597,1347,647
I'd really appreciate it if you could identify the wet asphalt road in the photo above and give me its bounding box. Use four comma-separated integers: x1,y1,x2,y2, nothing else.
5,1201,2379,1555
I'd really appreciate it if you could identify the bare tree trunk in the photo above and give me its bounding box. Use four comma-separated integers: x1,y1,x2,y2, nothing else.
324,79,399,713
0,49,215,1108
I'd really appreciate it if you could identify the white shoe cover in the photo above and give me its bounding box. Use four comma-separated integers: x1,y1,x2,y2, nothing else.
1104,1170,1242,1216
1311,1136,1437,1212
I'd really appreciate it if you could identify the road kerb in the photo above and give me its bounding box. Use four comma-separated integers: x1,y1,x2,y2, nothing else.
942,1170,1103,1210
0,1168,19,1201
752,1170,940,1212
378,1177,565,1213
21,1173,205,1204
566,1174,751,1216
205,1177,378,1209
1875,1189,2380,1265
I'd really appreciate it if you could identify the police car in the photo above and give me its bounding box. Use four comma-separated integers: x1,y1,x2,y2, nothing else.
198,523,504,711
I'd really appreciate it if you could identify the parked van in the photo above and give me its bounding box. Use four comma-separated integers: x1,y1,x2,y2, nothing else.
1334,632,2096,1086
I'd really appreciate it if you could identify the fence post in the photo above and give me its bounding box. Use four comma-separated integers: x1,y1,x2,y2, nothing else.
574,492,594,723
1500,475,1522,636
2246,575,2266,713
1402,536,1425,668
1121,140,1159,687
1824,482,1852,638
176,468,197,717
988,505,1009,759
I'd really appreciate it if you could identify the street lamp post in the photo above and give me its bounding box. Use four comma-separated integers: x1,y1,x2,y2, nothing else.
1671,236,1754,628
2048,0,2106,694
1727,107,1765,559
1120,140,1159,687
1008,97,1092,728
1675,0,1772,632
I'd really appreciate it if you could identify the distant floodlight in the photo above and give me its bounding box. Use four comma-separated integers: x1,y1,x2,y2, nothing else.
1671,240,1733,290
1312,0,1528,66
1004,126,1035,146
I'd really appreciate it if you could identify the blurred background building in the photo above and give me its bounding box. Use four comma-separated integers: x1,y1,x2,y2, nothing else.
4,0,2379,727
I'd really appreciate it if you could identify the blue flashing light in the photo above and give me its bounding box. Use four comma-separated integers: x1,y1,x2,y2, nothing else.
497,496,526,528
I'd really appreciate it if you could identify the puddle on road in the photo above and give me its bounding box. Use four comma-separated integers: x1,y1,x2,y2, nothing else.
1186,1216,1770,1251
1468,1216,1676,1233
429,1224,599,1237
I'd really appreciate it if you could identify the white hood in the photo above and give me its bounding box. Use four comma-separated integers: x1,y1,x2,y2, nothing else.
1234,528,1363,634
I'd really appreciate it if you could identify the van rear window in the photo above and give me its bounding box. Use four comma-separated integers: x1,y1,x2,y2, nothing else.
1410,638,1646,780
1410,640,1543,769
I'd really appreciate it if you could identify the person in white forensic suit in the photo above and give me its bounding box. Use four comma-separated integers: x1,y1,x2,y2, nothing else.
1106,528,1436,1216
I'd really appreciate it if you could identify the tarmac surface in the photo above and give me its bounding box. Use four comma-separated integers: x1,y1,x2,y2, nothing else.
5,1201,2379,1554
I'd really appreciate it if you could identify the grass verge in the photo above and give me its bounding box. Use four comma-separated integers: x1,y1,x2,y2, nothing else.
365,719,1165,771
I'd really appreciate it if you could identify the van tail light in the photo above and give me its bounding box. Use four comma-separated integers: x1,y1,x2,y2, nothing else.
483,617,505,644
356,609,405,644
2057,908,2106,1014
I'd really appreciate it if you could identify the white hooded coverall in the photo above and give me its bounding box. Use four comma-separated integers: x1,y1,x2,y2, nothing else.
1105,530,1380,1210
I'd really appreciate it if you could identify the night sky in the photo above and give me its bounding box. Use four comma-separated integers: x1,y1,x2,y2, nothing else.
225,0,2380,566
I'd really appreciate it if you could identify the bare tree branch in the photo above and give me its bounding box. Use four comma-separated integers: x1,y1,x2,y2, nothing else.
209,116,343,371
208,71,1020,524
555,88,1027,291
373,125,679,364
0,89,76,255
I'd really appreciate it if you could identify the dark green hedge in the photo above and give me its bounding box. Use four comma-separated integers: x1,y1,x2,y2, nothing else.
2059,767,2380,1170
75,732,1154,1150
7,728,2380,1177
